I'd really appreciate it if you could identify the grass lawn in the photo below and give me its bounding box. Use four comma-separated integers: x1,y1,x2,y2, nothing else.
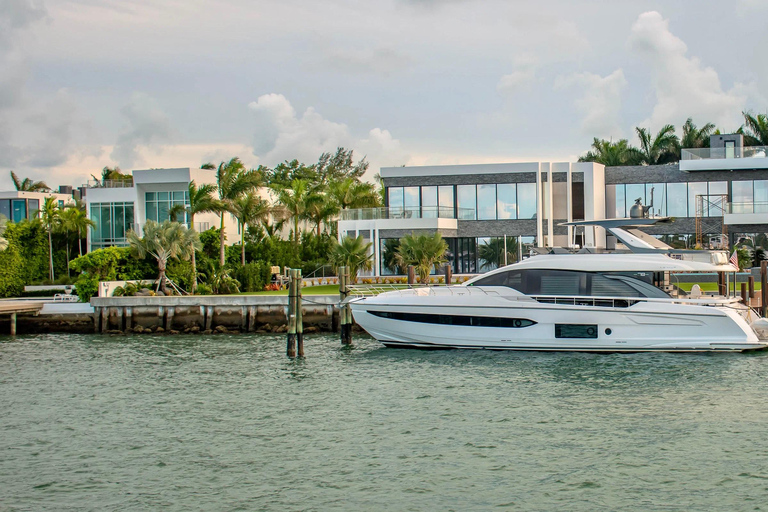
676,282,761,292
240,284,341,296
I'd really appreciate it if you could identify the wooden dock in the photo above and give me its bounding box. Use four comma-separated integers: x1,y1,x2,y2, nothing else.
0,301,44,335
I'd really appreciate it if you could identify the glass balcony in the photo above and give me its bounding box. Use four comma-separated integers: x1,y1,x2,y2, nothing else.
726,202,768,214
339,206,474,221
681,146,768,160
84,179,134,188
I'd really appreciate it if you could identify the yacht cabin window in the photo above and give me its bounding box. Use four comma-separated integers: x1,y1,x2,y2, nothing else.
469,269,669,298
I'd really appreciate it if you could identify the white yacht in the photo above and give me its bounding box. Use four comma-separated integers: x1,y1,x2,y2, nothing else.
349,218,768,352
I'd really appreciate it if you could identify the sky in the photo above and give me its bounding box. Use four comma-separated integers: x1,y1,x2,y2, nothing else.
1,0,767,189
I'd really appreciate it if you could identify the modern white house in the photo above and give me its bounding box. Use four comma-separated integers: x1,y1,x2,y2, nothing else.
0,189,76,223
83,167,239,252
338,134,768,277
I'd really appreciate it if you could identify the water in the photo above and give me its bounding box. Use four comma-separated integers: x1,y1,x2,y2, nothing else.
2,334,768,511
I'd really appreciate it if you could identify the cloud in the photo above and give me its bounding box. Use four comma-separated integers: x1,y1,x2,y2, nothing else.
497,67,537,96
0,0,46,51
554,69,627,138
628,11,752,130
110,93,173,168
325,47,412,75
248,93,408,174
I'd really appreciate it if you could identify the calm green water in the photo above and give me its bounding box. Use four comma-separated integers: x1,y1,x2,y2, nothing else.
2,333,768,511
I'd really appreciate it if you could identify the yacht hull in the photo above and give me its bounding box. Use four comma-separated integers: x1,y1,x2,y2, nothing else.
349,290,768,353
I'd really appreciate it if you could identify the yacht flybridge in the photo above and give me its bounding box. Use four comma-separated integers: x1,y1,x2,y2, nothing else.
348,216,768,352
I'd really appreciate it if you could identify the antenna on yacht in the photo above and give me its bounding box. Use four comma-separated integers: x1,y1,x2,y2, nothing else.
629,187,654,219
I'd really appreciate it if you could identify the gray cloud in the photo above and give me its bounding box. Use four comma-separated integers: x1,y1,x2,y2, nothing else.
0,0,46,50
110,92,173,169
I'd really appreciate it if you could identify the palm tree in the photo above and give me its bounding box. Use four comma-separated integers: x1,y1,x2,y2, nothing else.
742,111,768,146
10,171,50,192
329,235,373,284
304,189,340,236
680,118,716,150
274,178,312,246
59,207,80,277
636,124,679,165
578,139,643,166
126,220,201,294
169,181,221,292
40,197,61,281
329,178,381,210
395,232,449,284
230,191,270,265
216,158,263,265
67,205,95,257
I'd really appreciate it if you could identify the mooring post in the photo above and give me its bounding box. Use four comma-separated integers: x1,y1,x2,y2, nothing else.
339,266,352,345
296,269,304,357
749,275,755,300
761,261,768,317
287,268,297,358
407,265,415,286
741,282,748,305
10,312,16,336
444,264,452,286
717,272,725,297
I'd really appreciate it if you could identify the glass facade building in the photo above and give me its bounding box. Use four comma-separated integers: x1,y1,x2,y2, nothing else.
90,202,135,249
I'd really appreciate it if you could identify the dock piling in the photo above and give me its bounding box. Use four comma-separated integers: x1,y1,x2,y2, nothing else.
407,265,415,286
339,266,352,345
287,268,297,357
762,261,768,317
10,312,16,336
444,264,452,286
296,269,304,357
749,275,755,300
741,282,748,305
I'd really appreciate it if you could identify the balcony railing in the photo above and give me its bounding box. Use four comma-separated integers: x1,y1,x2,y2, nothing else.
338,206,474,221
84,179,134,188
681,146,768,161
726,202,768,214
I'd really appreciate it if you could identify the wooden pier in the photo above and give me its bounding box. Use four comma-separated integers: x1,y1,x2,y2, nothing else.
0,301,44,335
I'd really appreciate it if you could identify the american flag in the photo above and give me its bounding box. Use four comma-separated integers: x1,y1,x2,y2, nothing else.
729,249,739,269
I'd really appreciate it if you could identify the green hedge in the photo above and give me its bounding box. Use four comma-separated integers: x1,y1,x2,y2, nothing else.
0,243,24,298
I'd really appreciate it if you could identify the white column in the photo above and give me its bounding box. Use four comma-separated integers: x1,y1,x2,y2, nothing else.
536,164,543,246
566,163,573,246
545,163,554,247
373,228,380,276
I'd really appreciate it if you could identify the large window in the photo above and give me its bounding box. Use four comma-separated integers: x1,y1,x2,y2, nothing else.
687,182,708,217
403,187,420,216
388,187,404,211
438,185,454,218
145,191,189,224
457,185,477,220
497,183,517,220
421,186,437,218
666,183,687,217
11,200,26,223
0,199,11,221
91,202,135,249
517,183,537,219
477,184,497,220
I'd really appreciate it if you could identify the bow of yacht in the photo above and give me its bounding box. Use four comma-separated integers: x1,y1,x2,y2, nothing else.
349,218,768,353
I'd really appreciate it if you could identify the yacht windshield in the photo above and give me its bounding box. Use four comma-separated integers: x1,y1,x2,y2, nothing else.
468,269,670,298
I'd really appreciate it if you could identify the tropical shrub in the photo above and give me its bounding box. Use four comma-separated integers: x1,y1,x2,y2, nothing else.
0,241,24,298
329,235,373,283
236,262,272,292
395,233,449,284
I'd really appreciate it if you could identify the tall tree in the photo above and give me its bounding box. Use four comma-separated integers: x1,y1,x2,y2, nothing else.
742,111,768,146
66,204,95,257
329,178,381,210
395,232,449,284
91,166,132,185
230,191,270,265
0,215,7,251
127,220,201,294
200,162,216,170
10,171,50,192
216,158,263,265
274,178,312,246
264,160,316,189
636,124,680,165
40,197,61,281
169,181,221,292
316,147,369,184
59,207,81,277
680,118,716,150
578,139,643,166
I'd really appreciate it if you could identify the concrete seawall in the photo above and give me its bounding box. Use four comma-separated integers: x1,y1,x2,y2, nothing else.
1,296,341,335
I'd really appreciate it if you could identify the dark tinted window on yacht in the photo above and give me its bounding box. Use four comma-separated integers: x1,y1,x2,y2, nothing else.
470,269,669,298
369,311,536,328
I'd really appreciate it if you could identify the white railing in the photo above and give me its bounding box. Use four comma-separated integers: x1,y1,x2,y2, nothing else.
84,179,134,188
681,146,768,161
339,206,474,221
726,202,768,214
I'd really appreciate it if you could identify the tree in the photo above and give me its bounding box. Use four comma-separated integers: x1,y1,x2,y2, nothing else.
40,197,61,281
304,189,340,236
578,138,643,166
381,238,401,274
91,166,132,185
59,207,81,277
395,232,449,284
636,124,679,165
200,162,216,170
329,178,381,210
680,118,715,150
126,220,201,294
64,204,95,257
169,181,221,292
329,235,373,284
216,157,263,265
274,178,312,246
10,171,50,192
742,111,768,146
316,147,368,184
265,159,317,189
230,191,270,265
